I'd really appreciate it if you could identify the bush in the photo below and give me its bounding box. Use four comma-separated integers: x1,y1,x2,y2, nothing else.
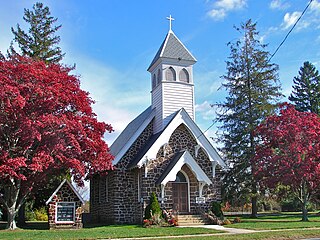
223,219,232,225
211,201,223,218
34,207,48,221
233,217,241,223
281,198,301,212
144,192,162,220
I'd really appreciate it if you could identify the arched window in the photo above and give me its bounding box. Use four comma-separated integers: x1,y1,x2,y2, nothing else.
179,69,189,83
152,74,156,89
157,69,162,84
166,67,176,81
175,171,187,183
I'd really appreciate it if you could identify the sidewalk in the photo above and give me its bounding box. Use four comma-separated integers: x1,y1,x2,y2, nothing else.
179,224,257,234
103,226,320,240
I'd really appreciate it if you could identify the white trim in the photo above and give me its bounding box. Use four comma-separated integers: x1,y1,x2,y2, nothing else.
46,179,84,205
112,109,155,165
159,151,212,186
55,202,75,223
136,109,225,168
179,170,190,212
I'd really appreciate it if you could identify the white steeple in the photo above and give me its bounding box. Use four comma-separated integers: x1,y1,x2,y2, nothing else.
148,17,197,134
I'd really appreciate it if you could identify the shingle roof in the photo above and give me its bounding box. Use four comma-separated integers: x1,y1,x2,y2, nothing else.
147,30,197,71
127,110,180,169
155,151,185,185
110,106,154,158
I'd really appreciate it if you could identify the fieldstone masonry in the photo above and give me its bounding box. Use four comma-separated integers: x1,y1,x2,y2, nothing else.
47,181,83,229
90,123,222,224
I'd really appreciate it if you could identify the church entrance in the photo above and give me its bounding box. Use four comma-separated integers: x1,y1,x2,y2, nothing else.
172,171,189,213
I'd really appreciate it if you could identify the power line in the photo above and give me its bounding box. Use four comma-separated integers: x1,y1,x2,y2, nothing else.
268,0,313,62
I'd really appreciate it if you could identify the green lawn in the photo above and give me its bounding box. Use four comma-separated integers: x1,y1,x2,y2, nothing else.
161,229,320,240
0,223,223,240
2,213,320,240
229,212,320,230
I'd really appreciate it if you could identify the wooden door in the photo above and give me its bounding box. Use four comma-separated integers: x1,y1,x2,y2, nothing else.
172,183,188,213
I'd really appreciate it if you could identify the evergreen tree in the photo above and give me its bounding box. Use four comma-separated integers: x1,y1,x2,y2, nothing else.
217,19,282,217
289,61,320,115
144,192,162,219
10,2,65,63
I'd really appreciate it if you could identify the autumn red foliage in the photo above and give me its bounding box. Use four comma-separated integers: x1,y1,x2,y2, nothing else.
253,103,320,221
0,56,113,229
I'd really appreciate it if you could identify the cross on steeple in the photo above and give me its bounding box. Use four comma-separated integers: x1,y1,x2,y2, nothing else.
166,15,174,31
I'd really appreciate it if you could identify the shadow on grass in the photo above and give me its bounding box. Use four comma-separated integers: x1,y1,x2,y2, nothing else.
83,223,141,229
0,221,49,230
0,221,142,230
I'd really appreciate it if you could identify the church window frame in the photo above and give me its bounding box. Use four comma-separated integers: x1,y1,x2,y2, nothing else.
152,74,156,89
166,67,176,81
157,69,162,84
98,177,102,203
179,68,189,83
105,175,109,202
137,171,141,202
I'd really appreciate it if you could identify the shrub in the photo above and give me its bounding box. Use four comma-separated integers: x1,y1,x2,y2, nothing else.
211,201,223,218
144,192,162,220
233,217,241,223
34,207,48,221
223,219,232,225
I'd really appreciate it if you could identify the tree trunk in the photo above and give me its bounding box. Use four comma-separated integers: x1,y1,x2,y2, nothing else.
17,203,26,226
6,206,17,230
302,199,309,222
301,182,309,222
251,191,258,218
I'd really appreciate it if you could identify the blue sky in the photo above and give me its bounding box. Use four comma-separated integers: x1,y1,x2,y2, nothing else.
1,0,320,147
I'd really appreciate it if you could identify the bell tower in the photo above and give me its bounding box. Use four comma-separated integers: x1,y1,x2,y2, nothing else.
147,16,197,134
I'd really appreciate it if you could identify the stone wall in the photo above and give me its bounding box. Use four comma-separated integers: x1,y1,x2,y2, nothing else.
90,120,154,224
47,182,83,229
90,122,223,224
141,124,222,216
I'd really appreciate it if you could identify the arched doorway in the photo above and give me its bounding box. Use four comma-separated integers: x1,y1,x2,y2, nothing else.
172,171,189,213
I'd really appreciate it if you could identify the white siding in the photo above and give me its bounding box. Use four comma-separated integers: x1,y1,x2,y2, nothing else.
152,81,194,134
162,82,194,127
152,85,163,133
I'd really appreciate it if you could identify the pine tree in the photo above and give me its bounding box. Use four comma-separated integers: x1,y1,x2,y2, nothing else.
289,61,320,115
144,192,162,220
217,19,282,217
10,2,65,64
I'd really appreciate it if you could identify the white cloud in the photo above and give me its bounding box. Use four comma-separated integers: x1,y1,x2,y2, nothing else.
281,11,301,29
195,101,217,120
207,9,226,21
215,0,246,10
207,0,247,21
310,0,320,13
270,0,290,10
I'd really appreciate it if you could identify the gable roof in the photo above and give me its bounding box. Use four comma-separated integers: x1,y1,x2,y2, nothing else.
45,179,84,205
111,106,155,165
155,150,212,186
147,30,197,71
131,108,225,169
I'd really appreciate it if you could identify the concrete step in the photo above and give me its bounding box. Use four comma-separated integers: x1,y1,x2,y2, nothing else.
177,215,208,226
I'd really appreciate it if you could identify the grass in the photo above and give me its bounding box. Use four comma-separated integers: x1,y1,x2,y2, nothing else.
162,229,320,240
1,213,320,239
0,223,223,240
228,212,320,230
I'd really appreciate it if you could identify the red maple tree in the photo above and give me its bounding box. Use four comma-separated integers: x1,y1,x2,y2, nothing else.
253,103,320,221
0,56,114,229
